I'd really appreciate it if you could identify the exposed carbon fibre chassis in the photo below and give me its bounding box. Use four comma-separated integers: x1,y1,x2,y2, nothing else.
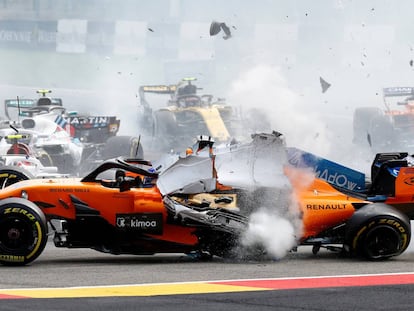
163,195,248,235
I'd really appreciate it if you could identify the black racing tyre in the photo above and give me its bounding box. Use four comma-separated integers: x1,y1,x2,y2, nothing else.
0,167,33,189
102,136,144,160
352,107,382,145
37,149,53,167
0,198,48,266
346,204,411,260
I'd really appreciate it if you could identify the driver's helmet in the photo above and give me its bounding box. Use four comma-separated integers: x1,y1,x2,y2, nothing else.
37,97,52,106
177,84,197,96
176,78,197,97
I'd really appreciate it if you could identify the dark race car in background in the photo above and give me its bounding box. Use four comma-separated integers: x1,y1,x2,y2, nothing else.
0,128,65,187
3,89,142,175
353,87,414,153
137,78,271,154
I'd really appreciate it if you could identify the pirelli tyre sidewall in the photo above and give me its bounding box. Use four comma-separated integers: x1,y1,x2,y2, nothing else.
0,198,48,266
345,203,411,260
0,167,33,189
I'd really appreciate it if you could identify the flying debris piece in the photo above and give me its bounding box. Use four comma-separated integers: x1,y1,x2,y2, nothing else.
367,134,372,147
148,28,154,32
410,59,413,67
209,21,232,40
209,21,221,36
319,77,331,93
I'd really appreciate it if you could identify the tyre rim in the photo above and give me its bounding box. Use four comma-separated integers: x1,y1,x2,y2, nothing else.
0,215,35,254
0,173,27,189
0,175,15,189
364,225,401,259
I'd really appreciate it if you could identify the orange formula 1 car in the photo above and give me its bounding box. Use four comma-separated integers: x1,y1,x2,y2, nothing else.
0,133,411,265
286,166,411,259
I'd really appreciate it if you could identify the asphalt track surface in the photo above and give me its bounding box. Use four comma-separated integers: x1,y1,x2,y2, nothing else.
1,243,414,310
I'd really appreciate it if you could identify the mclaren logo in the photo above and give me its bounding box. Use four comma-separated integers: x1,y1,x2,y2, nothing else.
116,213,163,234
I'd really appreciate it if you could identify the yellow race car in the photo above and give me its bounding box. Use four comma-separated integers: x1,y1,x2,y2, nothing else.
138,78,250,153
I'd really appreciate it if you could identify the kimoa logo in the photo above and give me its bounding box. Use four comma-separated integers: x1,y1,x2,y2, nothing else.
116,216,159,229
131,220,157,228
117,217,126,228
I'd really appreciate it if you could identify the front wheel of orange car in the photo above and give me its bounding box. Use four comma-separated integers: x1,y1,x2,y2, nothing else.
0,198,48,266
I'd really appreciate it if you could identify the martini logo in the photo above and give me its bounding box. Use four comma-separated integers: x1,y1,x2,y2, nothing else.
67,116,109,125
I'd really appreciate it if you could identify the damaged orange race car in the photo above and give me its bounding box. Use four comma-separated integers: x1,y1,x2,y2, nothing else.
0,132,411,266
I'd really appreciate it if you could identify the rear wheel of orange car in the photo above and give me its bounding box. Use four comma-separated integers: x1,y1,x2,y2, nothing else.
351,216,411,260
0,198,48,266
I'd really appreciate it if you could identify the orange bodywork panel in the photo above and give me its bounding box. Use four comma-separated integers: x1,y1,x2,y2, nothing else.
0,178,199,246
382,166,414,216
285,167,368,240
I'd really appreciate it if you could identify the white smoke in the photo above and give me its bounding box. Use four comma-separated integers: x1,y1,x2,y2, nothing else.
235,170,304,260
240,207,300,259
227,64,335,157
226,65,324,259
